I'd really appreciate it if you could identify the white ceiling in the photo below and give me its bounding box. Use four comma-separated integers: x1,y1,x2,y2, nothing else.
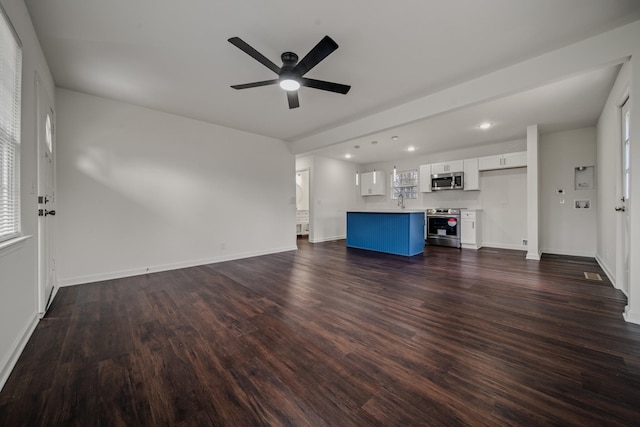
24,0,640,163
310,65,622,164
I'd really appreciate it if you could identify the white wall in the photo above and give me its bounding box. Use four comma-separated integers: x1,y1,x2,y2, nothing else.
526,125,540,260
0,0,55,390
295,155,356,243
540,127,597,257
56,89,296,286
479,168,528,250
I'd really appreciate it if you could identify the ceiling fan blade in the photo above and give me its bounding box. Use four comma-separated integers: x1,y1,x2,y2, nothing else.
231,79,279,90
292,36,339,76
228,37,281,74
287,91,300,109
301,78,351,94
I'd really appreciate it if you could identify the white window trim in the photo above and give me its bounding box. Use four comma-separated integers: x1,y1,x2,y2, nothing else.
0,3,23,245
0,234,31,257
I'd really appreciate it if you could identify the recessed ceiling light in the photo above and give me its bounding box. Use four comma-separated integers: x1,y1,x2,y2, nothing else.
478,122,493,129
407,146,416,152
391,136,399,141
345,153,352,159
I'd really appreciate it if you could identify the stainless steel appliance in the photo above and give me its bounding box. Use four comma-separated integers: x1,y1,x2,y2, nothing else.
431,172,464,191
426,208,461,248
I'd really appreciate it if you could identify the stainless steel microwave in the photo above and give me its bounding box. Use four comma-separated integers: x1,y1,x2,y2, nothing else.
431,172,464,190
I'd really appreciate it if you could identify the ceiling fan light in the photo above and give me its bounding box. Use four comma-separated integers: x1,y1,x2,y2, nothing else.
280,79,300,91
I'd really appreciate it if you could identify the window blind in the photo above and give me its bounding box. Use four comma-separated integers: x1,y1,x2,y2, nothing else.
0,6,22,243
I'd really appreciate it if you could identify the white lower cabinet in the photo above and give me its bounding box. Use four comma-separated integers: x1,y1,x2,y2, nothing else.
461,210,482,249
296,210,309,235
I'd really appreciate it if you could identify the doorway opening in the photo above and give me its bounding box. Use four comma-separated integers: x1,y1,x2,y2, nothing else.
296,169,310,241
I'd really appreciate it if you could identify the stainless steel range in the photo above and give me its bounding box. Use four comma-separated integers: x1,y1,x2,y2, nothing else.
426,208,461,248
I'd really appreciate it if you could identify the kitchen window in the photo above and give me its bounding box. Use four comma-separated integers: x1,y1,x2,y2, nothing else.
0,5,22,244
391,169,418,200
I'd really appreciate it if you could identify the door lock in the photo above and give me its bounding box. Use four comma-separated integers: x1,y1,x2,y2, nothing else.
615,206,626,212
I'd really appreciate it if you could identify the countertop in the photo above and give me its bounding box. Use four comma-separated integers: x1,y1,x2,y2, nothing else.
347,210,426,214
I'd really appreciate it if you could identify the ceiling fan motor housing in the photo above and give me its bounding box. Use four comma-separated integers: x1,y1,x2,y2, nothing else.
280,52,299,81
281,52,298,68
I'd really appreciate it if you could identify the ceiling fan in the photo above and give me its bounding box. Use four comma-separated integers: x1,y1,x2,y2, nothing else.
228,35,351,109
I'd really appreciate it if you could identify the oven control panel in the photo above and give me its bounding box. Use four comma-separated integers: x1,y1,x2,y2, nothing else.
427,208,460,215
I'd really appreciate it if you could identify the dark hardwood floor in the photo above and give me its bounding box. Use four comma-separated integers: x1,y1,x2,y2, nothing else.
1,239,640,426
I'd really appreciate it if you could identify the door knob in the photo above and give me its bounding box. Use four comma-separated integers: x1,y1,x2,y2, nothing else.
615,206,625,212
45,209,56,216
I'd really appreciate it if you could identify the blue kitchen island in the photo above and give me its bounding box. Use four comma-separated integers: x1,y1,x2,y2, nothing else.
346,211,425,256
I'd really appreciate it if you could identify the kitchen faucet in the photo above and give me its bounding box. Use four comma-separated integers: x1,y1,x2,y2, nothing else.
397,192,405,209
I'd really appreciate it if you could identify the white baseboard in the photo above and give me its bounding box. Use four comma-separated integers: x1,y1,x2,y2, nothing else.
0,313,39,392
481,242,527,251
461,243,481,250
541,247,596,258
309,235,346,243
526,251,541,261
624,306,640,325
57,245,298,287
595,254,621,293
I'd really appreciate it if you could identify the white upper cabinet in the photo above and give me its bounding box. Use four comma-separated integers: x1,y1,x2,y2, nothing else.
431,160,464,174
463,158,479,191
419,164,432,192
503,151,527,168
478,151,527,171
360,171,386,196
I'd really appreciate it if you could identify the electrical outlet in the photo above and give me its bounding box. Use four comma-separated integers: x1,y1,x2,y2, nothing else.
522,239,528,246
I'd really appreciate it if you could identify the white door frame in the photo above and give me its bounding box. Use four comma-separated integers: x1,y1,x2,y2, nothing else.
36,72,56,316
620,98,631,297
615,96,630,299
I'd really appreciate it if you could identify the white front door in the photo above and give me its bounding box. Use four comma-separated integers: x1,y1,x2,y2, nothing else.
36,74,56,315
619,97,631,296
